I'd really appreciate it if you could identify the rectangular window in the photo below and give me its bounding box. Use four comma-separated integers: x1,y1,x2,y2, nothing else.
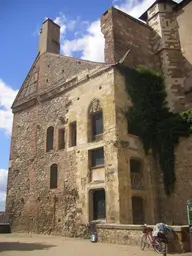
128,120,138,136
92,112,103,136
130,159,141,173
58,128,65,150
70,122,77,147
50,164,58,189
46,126,54,152
90,147,104,168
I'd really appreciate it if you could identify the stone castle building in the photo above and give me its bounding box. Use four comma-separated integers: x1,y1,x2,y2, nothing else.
6,0,192,235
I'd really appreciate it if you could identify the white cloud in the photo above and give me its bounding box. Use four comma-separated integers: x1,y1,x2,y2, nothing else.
61,20,104,62
54,13,67,36
0,79,18,135
115,0,155,18
115,0,183,19
0,169,8,211
53,13,81,39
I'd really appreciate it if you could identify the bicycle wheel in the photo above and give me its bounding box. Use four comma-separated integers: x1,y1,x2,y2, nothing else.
162,243,167,256
153,237,163,254
140,233,147,250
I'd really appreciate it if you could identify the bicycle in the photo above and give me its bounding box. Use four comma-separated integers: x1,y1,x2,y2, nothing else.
140,224,165,254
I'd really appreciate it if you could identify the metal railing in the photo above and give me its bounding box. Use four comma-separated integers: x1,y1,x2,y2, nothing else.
131,173,144,190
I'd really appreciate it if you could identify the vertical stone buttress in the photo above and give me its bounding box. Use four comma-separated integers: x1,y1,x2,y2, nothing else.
100,7,155,69
147,1,185,112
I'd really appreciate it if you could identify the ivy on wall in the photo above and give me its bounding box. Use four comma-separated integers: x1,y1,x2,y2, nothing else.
119,65,190,195
181,109,192,132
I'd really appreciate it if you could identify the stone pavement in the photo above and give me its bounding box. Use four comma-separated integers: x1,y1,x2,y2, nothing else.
0,233,192,256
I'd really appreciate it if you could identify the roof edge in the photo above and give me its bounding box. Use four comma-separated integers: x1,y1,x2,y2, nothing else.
139,0,178,21
174,0,192,11
48,52,114,66
11,53,40,110
43,18,60,28
107,6,152,29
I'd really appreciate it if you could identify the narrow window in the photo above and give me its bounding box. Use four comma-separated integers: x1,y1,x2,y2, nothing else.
92,111,103,137
130,159,141,173
69,122,77,147
88,98,103,142
127,120,138,136
46,126,54,152
58,128,65,150
50,164,58,189
90,147,104,168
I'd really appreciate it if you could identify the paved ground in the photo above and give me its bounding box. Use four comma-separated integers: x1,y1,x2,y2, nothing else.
0,233,192,256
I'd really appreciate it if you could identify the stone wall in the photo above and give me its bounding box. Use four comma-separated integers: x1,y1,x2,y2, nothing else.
147,2,186,112
100,3,192,113
100,7,155,69
176,1,192,109
95,223,190,253
113,64,192,226
113,67,158,225
6,61,122,235
7,99,79,235
155,136,192,226
113,66,192,226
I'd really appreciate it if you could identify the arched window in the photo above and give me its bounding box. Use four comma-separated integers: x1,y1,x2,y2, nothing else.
46,126,54,152
50,164,58,189
88,99,103,142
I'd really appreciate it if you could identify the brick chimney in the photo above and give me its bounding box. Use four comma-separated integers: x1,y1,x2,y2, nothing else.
38,18,60,55
100,7,155,68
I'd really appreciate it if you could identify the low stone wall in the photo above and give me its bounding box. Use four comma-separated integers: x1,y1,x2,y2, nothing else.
95,224,190,253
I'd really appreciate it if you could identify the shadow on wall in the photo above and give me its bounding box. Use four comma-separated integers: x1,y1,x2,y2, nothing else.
0,241,56,252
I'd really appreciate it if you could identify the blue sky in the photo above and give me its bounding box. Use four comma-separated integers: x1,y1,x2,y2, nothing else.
0,0,182,211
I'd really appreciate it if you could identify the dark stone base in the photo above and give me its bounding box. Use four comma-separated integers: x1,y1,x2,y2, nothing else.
0,225,11,234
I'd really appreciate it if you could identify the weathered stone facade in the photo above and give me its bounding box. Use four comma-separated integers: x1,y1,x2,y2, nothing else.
6,0,192,239
96,224,190,253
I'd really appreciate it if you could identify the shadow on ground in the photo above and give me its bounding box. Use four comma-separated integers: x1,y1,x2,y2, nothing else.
0,242,56,252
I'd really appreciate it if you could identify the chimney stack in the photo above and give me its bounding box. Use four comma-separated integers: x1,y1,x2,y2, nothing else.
38,18,60,55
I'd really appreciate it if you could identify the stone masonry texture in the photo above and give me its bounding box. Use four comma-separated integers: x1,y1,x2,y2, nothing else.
6,0,192,249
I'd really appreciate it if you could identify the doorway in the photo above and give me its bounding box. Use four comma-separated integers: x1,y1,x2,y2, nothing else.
132,196,144,224
92,189,106,220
